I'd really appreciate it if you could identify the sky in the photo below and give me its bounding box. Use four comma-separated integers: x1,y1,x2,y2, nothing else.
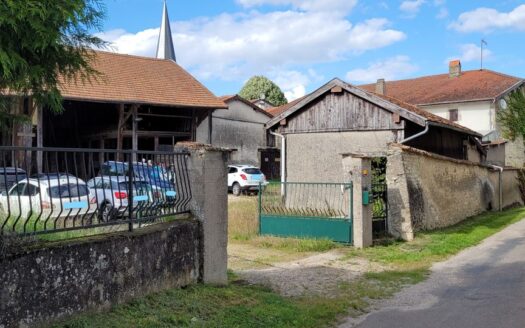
98,0,525,101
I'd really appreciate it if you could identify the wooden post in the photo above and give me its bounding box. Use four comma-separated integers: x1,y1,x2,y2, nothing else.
191,108,196,141
117,104,125,161
207,110,213,144
36,105,43,173
132,105,139,163
99,138,105,167
154,136,159,151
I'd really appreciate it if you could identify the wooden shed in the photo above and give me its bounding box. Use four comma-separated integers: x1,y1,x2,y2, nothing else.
266,78,484,183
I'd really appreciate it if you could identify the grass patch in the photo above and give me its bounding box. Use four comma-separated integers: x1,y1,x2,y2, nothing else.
54,208,525,327
228,195,339,253
346,207,525,270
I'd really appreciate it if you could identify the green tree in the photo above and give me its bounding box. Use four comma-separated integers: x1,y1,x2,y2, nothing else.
239,76,288,106
0,0,106,124
497,89,525,141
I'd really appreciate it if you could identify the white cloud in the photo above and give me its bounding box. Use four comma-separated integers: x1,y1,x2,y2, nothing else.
98,10,406,85
269,69,324,101
400,0,426,16
447,43,492,64
345,55,418,84
450,5,525,32
236,0,358,14
436,7,448,19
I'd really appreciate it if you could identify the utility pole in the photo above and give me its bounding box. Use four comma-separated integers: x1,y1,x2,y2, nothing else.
481,39,488,70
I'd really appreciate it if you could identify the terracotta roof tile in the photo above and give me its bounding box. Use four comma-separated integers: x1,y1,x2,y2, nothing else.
359,70,523,105
266,96,306,117
58,50,227,109
218,94,274,118
372,92,480,136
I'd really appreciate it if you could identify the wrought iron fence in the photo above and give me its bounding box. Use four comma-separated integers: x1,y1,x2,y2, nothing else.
371,182,388,235
0,146,192,236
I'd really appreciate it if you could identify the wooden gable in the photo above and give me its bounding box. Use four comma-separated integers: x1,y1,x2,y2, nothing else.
279,90,404,134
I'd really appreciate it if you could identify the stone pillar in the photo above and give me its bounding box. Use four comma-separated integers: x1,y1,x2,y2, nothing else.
184,143,228,285
342,155,373,248
386,146,414,241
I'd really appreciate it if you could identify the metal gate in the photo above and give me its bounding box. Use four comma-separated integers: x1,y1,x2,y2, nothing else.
258,182,353,243
371,182,388,236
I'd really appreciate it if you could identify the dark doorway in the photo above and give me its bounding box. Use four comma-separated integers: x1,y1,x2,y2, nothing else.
260,149,280,181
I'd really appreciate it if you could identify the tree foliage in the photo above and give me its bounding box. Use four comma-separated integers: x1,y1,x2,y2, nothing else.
497,89,525,141
239,76,288,106
0,0,107,119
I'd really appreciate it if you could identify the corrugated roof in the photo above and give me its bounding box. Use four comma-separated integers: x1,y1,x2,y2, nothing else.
359,69,523,105
58,50,227,109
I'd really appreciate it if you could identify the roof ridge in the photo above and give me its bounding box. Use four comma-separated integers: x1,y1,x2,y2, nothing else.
359,69,522,86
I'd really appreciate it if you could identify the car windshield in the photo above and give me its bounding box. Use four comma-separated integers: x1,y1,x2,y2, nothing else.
243,168,262,175
48,184,89,198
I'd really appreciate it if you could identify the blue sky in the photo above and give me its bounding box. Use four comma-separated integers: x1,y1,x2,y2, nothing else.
99,0,525,100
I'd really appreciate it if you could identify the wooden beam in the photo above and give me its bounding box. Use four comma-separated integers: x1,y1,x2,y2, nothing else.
132,105,139,162
137,112,192,119
207,111,213,144
36,105,43,173
116,103,125,160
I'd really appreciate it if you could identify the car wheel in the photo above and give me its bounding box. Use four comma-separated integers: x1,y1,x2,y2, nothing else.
232,183,241,196
99,202,115,222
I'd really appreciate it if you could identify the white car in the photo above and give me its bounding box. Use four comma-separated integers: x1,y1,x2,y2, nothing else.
227,165,268,196
0,177,97,221
87,176,156,221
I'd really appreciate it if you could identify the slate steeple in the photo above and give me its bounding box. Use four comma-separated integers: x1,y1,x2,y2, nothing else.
156,0,177,61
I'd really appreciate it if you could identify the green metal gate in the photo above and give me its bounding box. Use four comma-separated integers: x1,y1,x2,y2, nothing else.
258,182,353,243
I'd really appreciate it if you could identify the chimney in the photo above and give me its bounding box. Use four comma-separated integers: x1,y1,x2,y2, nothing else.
375,78,386,95
449,60,461,78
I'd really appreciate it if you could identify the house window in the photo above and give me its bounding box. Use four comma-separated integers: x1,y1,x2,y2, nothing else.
449,109,458,122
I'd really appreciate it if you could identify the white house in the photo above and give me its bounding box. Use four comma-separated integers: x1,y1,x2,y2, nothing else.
360,60,525,167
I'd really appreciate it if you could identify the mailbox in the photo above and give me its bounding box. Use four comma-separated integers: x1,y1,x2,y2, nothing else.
362,187,370,205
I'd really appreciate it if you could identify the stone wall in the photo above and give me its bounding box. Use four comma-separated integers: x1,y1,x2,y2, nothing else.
387,144,523,240
286,131,398,183
0,219,201,328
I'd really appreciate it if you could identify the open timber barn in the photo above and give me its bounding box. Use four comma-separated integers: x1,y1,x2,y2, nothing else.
3,51,226,153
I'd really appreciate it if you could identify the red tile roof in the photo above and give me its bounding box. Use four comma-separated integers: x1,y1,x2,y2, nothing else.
58,50,227,109
359,70,523,105
266,96,306,117
373,92,480,136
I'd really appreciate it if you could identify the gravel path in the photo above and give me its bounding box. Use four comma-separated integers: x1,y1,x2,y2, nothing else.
234,249,383,297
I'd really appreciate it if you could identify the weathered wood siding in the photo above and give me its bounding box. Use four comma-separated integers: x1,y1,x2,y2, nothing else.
280,91,403,134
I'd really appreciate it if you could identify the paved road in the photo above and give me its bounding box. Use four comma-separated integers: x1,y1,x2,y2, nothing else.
343,218,525,328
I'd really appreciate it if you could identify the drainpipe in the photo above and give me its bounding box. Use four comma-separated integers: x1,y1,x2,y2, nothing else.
400,122,430,144
270,130,286,196
489,164,504,211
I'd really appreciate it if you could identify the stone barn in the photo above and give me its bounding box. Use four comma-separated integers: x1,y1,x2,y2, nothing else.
196,94,274,167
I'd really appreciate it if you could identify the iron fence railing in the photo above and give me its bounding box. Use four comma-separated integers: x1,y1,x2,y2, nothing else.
259,182,353,220
0,146,192,236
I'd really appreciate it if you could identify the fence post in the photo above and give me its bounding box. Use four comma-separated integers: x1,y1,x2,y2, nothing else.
182,143,229,285
342,154,373,248
127,151,134,232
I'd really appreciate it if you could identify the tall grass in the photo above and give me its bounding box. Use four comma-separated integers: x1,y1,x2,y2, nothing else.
228,196,339,252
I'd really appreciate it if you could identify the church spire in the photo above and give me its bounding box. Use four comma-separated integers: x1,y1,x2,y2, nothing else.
156,0,176,61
